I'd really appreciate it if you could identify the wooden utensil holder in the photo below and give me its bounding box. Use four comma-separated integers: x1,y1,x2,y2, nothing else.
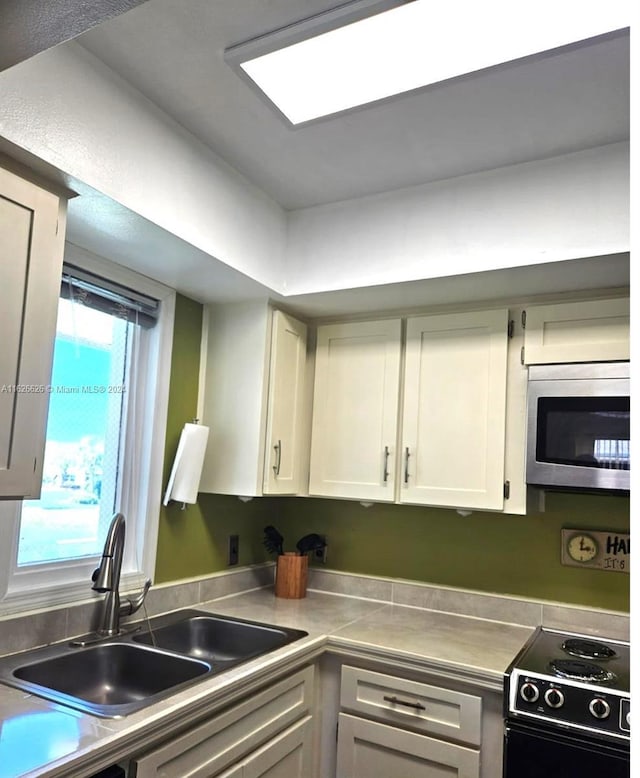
275,552,308,599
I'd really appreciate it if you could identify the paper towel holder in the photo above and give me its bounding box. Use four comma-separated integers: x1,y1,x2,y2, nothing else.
163,419,210,510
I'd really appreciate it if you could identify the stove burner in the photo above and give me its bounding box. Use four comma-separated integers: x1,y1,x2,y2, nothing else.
549,658,615,683
562,638,616,660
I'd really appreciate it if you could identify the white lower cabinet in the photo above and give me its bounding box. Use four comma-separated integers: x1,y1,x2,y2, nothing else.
216,717,313,778
130,666,314,778
242,716,313,778
337,714,480,778
336,666,481,778
216,763,244,778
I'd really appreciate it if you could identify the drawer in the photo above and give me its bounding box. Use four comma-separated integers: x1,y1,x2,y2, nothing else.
340,665,481,746
132,665,314,778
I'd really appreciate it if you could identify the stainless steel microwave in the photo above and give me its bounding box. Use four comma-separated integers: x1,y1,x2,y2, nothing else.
526,362,630,492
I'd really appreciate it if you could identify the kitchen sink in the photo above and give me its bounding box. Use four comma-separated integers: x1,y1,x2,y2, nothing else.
0,609,308,718
133,611,306,665
7,642,210,717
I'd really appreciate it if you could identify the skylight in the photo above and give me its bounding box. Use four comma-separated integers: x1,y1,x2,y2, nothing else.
228,0,629,126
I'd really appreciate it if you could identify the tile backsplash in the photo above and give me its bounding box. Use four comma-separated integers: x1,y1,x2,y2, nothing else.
0,563,629,658
306,568,630,641
0,563,275,657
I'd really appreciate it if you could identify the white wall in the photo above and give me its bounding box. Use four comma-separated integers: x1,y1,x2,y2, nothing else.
0,43,629,301
0,42,288,292
284,143,629,295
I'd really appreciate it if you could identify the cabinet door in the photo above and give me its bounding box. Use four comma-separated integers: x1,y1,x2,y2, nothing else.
200,304,308,497
336,713,480,778
523,298,629,364
309,319,401,501
200,301,271,496
263,311,307,495
0,165,66,498
401,310,509,510
132,666,314,778
243,716,313,778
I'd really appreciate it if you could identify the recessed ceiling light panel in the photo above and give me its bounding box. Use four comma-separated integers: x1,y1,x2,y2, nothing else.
226,0,630,126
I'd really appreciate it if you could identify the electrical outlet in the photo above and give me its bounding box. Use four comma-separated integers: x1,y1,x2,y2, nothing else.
228,534,239,566
314,535,327,564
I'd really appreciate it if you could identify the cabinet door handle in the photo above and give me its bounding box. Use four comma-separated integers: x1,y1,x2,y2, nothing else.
383,695,426,711
404,447,410,484
273,440,282,476
383,446,390,483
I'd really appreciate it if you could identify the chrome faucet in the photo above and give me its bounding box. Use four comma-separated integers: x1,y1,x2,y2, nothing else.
90,512,151,638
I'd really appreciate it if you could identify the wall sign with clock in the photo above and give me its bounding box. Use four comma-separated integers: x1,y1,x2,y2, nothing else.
561,529,629,573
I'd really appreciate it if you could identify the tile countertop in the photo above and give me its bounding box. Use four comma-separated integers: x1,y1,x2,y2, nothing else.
0,589,535,778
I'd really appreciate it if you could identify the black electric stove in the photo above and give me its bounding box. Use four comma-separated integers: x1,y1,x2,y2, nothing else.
506,627,630,740
503,627,630,778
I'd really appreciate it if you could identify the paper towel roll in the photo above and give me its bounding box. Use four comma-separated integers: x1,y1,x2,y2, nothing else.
163,423,210,506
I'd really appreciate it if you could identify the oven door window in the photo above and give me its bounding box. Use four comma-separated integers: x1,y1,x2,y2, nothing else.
536,397,630,471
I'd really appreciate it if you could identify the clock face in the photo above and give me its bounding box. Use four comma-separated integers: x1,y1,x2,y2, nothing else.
567,533,599,563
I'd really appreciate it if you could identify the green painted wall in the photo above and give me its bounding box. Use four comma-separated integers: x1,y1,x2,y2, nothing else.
274,493,629,611
155,296,629,612
155,295,274,582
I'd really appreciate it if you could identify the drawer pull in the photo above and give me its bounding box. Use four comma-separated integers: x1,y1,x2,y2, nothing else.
383,694,426,711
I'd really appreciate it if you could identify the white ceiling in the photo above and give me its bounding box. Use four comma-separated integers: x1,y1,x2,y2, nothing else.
77,0,630,210
3,0,624,315
0,0,150,71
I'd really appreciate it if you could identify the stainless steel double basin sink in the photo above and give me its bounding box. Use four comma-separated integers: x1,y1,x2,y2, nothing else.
0,610,307,717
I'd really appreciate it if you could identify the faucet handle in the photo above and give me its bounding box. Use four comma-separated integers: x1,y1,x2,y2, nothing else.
120,578,152,617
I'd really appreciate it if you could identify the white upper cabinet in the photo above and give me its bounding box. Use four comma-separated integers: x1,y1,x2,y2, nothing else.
400,310,509,510
0,163,67,498
200,303,308,497
523,297,629,364
263,312,308,495
308,311,517,512
309,319,402,501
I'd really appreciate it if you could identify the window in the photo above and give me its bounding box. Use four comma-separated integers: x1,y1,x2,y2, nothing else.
18,296,128,565
594,439,630,470
0,246,175,614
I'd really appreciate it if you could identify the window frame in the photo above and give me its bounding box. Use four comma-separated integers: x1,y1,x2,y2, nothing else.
0,243,175,616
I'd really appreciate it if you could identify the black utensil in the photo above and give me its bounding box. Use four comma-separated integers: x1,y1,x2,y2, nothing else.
295,533,326,556
263,525,284,556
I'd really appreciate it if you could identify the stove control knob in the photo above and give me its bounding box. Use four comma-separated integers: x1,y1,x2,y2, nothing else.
520,683,539,703
589,698,611,720
626,711,630,727
544,688,565,709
